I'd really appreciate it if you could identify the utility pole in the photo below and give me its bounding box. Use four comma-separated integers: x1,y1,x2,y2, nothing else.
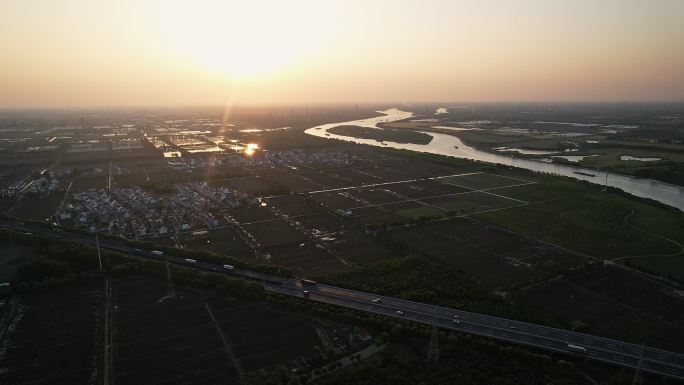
95,233,103,271
427,305,439,362
165,262,175,299
631,345,645,385
427,323,439,362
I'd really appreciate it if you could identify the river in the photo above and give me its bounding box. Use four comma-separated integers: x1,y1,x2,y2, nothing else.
304,108,684,211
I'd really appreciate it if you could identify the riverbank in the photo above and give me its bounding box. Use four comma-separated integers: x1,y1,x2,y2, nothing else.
304,109,684,212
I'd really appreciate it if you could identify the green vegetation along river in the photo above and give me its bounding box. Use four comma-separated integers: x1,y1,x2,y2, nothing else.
305,109,684,211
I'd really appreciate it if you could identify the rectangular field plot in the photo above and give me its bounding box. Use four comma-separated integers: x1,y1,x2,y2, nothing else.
262,173,321,193
386,226,536,288
422,191,522,214
515,267,684,351
349,206,403,225
113,277,240,385
334,238,398,266
177,227,251,257
206,299,320,371
394,204,444,219
297,212,346,233
266,194,320,217
210,177,285,196
439,172,530,190
0,285,100,385
265,244,349,275
412,179,471,195
348,188,403,205
243,220,306,248
225,206,278,224
324,168,384,184
298,171,349,189
112,276,325,384
313,192,362,210
383,182,441,199
353,162,426,180
489,182,570,202
386,218,586,288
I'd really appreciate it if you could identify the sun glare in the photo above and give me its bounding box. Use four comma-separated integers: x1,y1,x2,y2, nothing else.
153,1,335,78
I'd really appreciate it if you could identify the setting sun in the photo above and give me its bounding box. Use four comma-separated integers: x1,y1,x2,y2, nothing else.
152,1,335,78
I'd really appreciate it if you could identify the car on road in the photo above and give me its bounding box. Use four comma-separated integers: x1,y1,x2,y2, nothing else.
452,319,460,324
509,326,518,330
372,298,382,303
396,310,404,315
452,315,460,319
184,258,197,264
566,343,588,354
303,290,310,297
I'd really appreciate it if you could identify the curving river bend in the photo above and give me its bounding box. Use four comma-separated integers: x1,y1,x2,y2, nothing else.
305,108,684,212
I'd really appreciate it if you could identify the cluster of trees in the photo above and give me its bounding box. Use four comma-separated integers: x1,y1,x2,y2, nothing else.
315,336,587,385
321,255,490,305
328,125,433,145
629,163,684,187
253,292,595,385
109,253,266,300
319,255,564,328
6,235,107,292
123,238,294,278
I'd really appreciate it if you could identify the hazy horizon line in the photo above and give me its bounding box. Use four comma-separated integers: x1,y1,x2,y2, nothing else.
2,99,684,111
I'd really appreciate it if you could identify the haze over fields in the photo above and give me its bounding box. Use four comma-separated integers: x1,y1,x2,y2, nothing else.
2,0,684,108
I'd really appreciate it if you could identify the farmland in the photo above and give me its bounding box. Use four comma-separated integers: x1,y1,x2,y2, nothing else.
1,104,684,383
514,265,684,351
0,284,101,385
111,274,367,385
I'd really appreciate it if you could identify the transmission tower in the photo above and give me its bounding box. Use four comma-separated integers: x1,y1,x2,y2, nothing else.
427,323,439,362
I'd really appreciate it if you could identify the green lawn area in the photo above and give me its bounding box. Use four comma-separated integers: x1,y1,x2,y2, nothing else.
580,147,684,169
440,172,527,190
395,205,443,219
431,198,489,213
627,255,684,282
475,177,684,260
423,191,520,214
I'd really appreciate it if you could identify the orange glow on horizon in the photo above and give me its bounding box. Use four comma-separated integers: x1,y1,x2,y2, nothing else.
1,0,683,107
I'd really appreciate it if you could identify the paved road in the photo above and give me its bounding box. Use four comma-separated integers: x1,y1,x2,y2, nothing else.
1,219,683,380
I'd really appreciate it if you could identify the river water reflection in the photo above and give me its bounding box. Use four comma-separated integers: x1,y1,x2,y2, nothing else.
304,109,683,211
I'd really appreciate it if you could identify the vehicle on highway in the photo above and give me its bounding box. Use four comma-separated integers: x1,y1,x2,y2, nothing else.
452,315,460,319
372,298,382,303
151,250,164,256
303,290,310,297
396,310,404,315
184,258,197,264
566,343,588,354
300,278,317,286
452,319,460,324
222,264,234,271
509,326,518,330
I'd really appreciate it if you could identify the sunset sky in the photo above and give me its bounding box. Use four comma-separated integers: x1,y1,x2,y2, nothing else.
2,0,683,107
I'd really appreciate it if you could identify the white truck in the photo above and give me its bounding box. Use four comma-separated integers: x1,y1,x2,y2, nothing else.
222,264,234,271
184,258,197,264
